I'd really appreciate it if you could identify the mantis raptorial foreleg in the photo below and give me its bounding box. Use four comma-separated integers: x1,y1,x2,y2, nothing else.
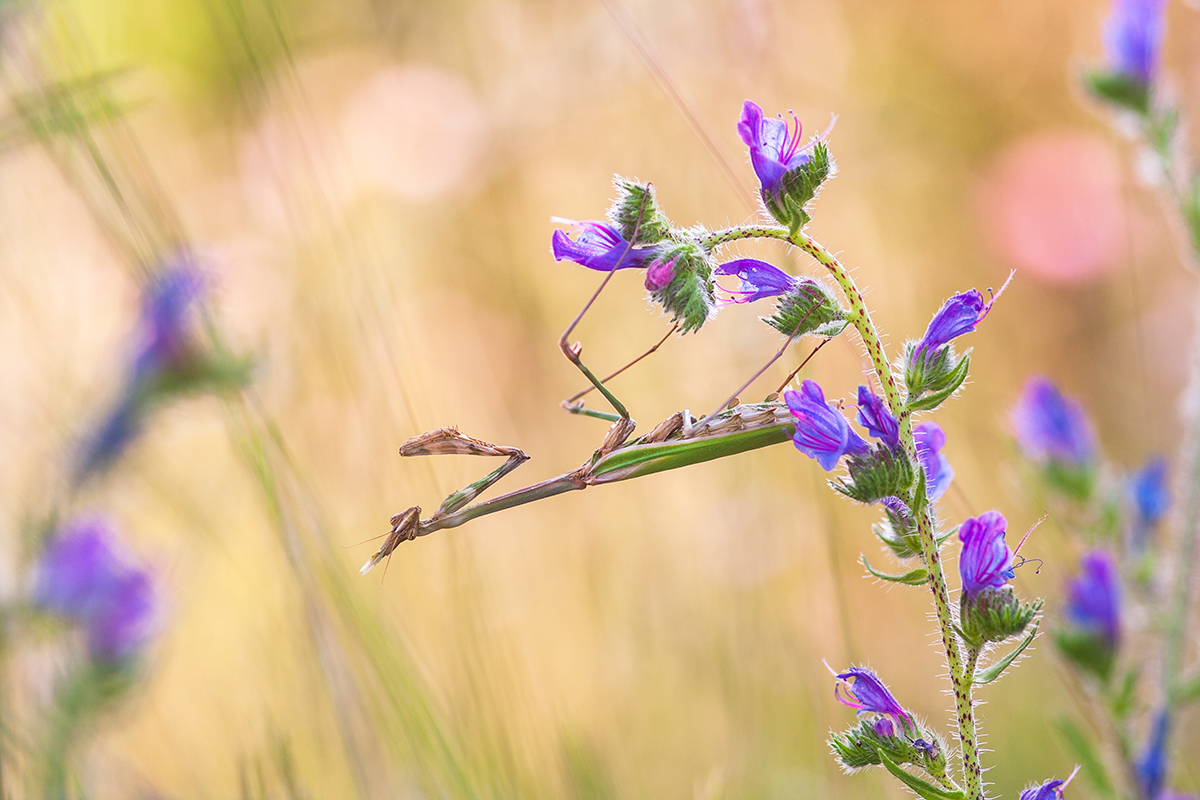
398,427,530,516
365,402,794,573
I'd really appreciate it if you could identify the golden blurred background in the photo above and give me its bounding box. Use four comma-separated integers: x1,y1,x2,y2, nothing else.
0,0,1197,797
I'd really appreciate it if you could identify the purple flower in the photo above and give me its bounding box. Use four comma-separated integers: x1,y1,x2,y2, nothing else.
1011,377,1095,466
714,258,800,304
551,220,653,273
1020,780,1066,800
1067,551,1121,645
738,101,811,198
834,666,911,727
872,717,896,738
1103,0,1167,85
856,386,899,448
958,511,1013,600
914,422,953,500
34,517,157,663
784,380,869,471
910,287,1002,367
1136,710,1170,800
133,266,205,380
1132,457,1170,525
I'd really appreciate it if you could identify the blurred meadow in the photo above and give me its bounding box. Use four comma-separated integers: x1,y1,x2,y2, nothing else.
0,0,1197,797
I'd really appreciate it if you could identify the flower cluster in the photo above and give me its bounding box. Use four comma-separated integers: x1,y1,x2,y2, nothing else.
77,261,249,483
33,517,157,664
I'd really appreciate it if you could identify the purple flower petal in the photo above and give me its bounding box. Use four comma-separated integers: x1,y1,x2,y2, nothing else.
1066,550,1121,645
1019,780,1066,800
738,101,811,196
714,259,799,304
34,516,158,663
834,667,911,726
1103,0,1167,84
133,265,205,381
784,380,869,471
1011,377,1095,466
1132,457,1170,525
856,386,899,447
914,421,954,500
551,220,652,272
958,511,1012,599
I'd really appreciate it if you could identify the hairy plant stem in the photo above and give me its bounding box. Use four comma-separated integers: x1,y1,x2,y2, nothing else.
708,224,985,800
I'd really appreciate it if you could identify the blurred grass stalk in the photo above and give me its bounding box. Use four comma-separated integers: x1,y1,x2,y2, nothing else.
0,2,555,796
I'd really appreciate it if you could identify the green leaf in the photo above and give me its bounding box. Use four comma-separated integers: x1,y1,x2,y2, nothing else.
906,354,970,412
878,753,963,800
975,621,1038,684
1055,718,1114,798
862,555,929,586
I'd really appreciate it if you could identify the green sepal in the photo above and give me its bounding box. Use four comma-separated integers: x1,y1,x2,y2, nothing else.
1172,671,1200,705
834,446,914,505
762,141,834,232
1055,627,1117,684
829,719,941,773
646,241,716,334
862,554,928,586
905,354,969,413
143,353,254,400
764,279,848,340
1083,69,1150,116
1056,717,1116,799
878,753,963,800
1110,669,1139,719
1041,460,1096,503
904,343,970,407
974,620,1038,685
608,177,673,245
959,589,1040,649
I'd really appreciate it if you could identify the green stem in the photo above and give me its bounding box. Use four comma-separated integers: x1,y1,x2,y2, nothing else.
1164,298,1200,703
1137,104,1200,710
716,224,984,799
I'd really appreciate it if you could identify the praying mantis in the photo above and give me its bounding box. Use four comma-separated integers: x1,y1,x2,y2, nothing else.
361,195,834,574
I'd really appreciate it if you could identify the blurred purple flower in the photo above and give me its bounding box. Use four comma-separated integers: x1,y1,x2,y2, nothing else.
551,220,653,273
1067,550,1121,646
133,266,205,380
872,717,896,738
1011,377,1095,466
1020,779,1066,800
1103,0,1167,85
34,517,157,663
958,511,1013,600
915,421,954,500
738,101,810,198
714,258,799,304
784,380,869,471
76,265,206,480
1132,457,1170,525
834,666,911,726
910,284,1006,368
1136,710,1170,800
856,386,899,448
